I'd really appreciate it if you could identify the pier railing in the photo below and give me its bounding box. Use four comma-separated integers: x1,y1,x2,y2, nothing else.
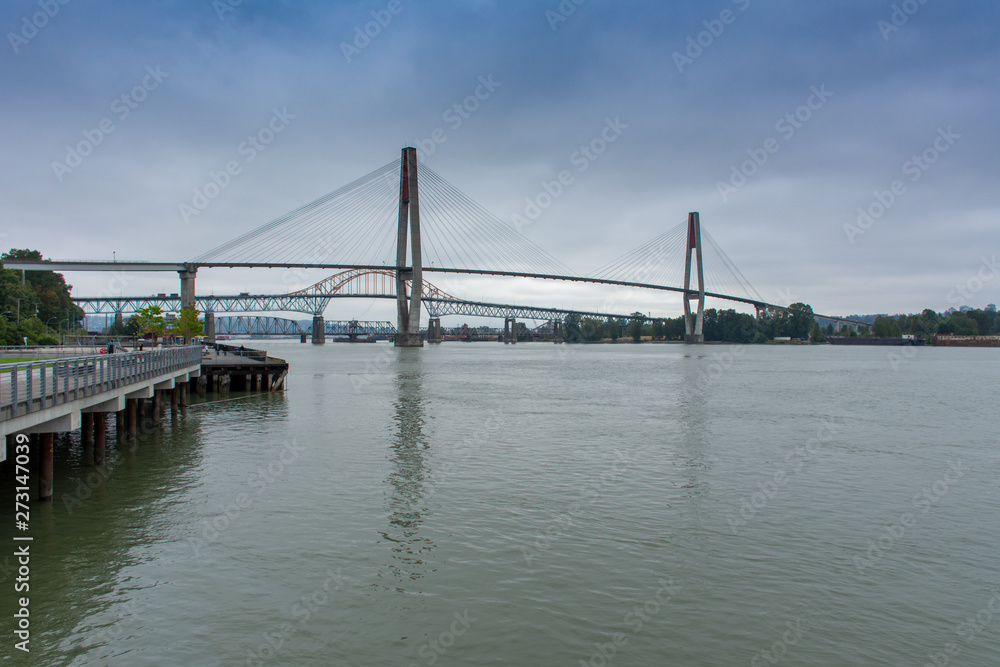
0,346,203,421
214,343,268,361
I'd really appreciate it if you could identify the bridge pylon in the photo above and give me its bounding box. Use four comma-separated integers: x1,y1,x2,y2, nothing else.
394,147,424,347
683,212,706,343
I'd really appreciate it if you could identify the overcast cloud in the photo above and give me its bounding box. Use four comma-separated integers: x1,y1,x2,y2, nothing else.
2,0,998,322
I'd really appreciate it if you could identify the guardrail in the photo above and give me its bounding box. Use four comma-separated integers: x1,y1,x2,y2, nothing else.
0,346,202,422
214,343,268,361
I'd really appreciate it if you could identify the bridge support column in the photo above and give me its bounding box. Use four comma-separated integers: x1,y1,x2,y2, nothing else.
204,312,215,344
395,147,424,348
114,311,123,331
428,318,442,343
179,265,197,311
39,432,53,501
312,315,326,344
683,212,706,344
504,318,517,344
553,320,564,343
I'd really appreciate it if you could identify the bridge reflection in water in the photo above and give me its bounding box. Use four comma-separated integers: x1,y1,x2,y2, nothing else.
379,351,436,585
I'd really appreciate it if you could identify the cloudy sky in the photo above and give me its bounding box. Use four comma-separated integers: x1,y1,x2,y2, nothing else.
2,0,997,323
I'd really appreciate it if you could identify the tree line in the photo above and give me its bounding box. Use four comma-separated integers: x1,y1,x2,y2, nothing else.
563,303,822,344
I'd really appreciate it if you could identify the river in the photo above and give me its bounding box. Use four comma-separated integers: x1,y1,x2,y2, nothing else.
2,342,998,665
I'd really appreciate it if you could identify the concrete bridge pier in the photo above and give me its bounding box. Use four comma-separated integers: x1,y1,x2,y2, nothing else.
204,312,216,344
312,315,326,345
179,265,197,311
683,212,706,344
504,318,517,344
553,320,564,343
428,318,442,343
394,147,424,348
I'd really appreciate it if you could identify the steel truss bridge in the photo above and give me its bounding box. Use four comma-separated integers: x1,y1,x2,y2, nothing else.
72,268,652,324
213,316,397,338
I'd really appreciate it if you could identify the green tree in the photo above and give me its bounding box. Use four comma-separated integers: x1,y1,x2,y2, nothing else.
651,319,664,340
809,321,826,343
938,311,979,335
564,314,582,343
872,316,902,338
628,313,645,342
580,317,603,342
787,303,815,339
134,306,167,342
0,249,84,324
171,307,204,342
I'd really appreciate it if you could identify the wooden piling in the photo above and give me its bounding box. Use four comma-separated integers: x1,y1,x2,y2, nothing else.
94,412,106,465
82,411,94,446
39,432,53,501
127,398,137,441
152,390,161,425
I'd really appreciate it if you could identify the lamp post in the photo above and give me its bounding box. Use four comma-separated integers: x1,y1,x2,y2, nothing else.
45,317,57,332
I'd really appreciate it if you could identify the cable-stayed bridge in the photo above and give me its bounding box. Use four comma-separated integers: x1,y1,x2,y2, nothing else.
7,147,868,344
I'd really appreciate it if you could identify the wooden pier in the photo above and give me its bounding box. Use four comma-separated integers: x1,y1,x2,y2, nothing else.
199,343,288,393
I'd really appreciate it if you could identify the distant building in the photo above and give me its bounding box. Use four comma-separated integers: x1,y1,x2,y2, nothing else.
987,304,997,312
